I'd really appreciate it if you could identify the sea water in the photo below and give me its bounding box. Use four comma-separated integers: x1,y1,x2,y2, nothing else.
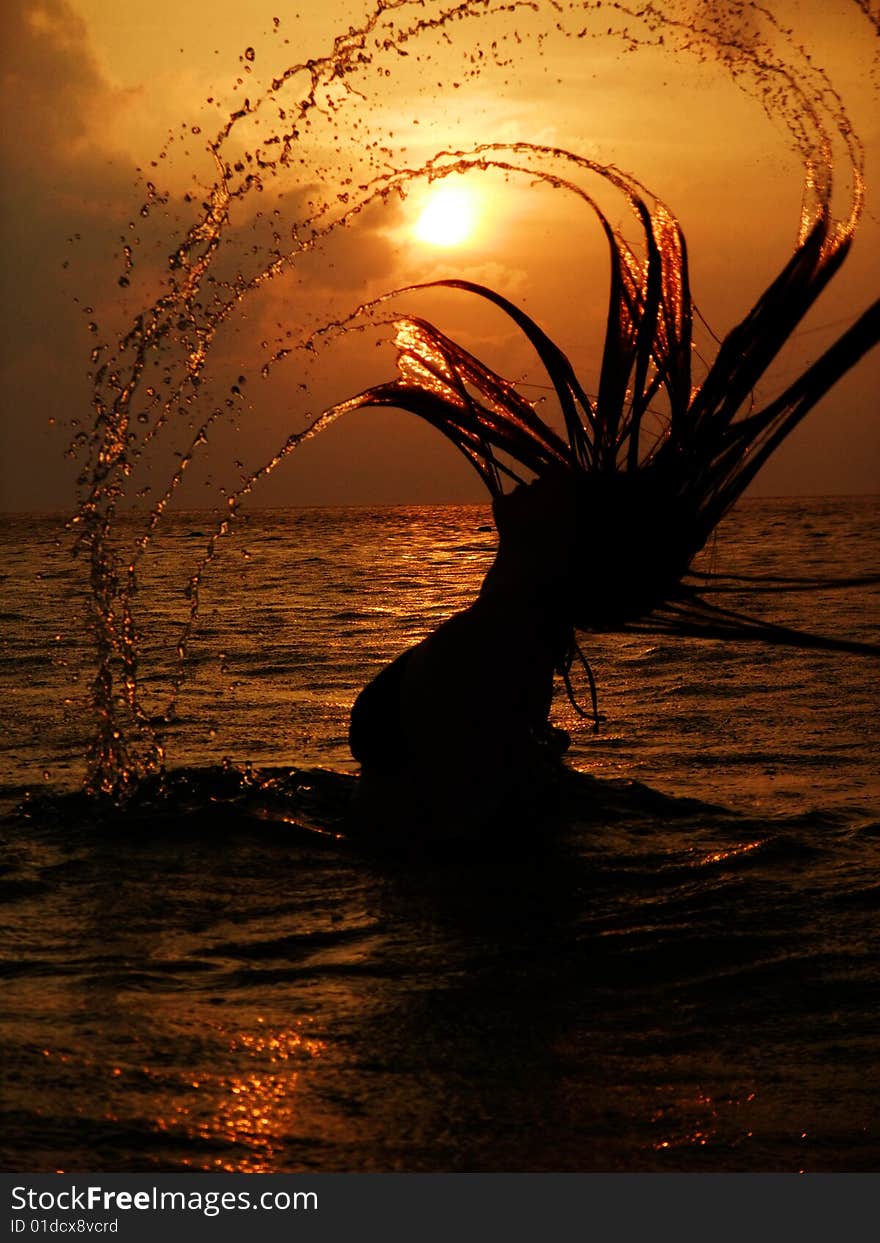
1,496,878,1171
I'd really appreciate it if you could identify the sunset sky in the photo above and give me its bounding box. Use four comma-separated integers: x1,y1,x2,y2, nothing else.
0,0,877,510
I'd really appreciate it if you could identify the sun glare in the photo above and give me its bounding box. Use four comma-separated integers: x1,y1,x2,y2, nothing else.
414,184,479,247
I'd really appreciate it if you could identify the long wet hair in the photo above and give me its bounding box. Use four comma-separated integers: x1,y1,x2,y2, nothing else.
327,164,879,658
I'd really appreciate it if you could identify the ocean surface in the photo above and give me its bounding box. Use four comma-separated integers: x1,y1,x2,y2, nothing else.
1,496,879,1172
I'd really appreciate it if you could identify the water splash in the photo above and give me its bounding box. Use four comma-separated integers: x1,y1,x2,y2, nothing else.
67,0,874,801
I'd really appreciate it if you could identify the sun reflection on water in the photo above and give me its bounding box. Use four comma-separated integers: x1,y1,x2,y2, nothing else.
651,1089,757,1154
154,1019,326,1172
693,841,764,868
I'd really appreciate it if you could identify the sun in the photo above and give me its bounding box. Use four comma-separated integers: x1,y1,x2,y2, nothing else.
413,183,480,247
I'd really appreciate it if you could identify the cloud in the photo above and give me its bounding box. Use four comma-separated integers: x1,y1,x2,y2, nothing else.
0,1,124,168
0,2,404,509
0,2,141,508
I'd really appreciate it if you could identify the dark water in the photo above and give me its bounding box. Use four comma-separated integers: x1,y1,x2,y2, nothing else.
1,499,879,1172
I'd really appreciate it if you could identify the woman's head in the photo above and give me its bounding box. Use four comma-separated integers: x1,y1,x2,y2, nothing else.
567,471,699,629
492,468,700,630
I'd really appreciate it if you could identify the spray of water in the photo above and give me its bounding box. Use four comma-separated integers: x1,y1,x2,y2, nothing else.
67,1,873,800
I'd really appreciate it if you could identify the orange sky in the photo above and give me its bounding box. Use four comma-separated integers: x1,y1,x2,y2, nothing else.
0,0,877,509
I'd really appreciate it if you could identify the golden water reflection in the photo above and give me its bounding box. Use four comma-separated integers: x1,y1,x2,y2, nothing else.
154,1018,326,1172
693,841,763,868
651,1089,757,1154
